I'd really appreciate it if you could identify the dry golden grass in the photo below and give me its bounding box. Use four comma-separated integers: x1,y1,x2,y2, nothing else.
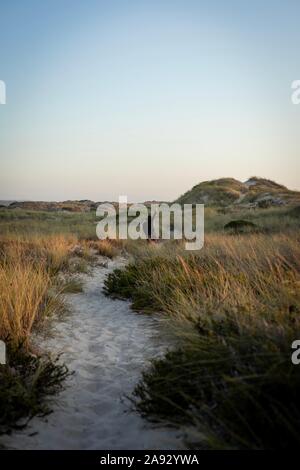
0,262,51,347
39,234,78,273
0,233,92,431
0,234,78,270
0,234,80,348
88,239,124,258
127,233,300,334
0,233,124,349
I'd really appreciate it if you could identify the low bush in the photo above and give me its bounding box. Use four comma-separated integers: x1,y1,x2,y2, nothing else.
224,219,259,234
0,346,69,433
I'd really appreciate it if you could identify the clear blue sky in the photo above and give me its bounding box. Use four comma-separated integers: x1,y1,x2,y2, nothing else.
0,0,299,201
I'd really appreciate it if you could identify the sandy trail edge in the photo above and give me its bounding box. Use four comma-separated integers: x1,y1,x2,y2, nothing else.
2,257,183,450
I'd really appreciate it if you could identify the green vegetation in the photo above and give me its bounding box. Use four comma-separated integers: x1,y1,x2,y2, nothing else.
105,210,300,448
176,176,300,207
134,337,300,449
224,219,259,233
1,348,69,433
0,209,97,239
204,205,300,233
59,277,84,294
177,177,245,205
290,205,300,218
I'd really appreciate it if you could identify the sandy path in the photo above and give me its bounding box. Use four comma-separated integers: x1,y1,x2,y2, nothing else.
2,258,183,450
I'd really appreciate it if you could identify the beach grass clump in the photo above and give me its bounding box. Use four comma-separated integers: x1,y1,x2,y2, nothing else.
59,277,84,294
0,346,69,433
134,329,300,449
0,234,88,344
0,234,78,273
0,235,79,433
88,239,124,259
0,261,52,347
223,219,260,234
104,252,177,310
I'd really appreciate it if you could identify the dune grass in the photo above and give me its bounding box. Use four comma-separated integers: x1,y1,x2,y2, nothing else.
0,235,84,433
87,239,125,259
105,233,300,449
0,235,79,346
59,277,84,294
0,209,97,239
0,261,51,347
0,222,123,434
0,349,68,432
204,205,300,233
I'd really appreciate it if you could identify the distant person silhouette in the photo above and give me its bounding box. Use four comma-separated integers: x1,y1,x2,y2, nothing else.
143,211,157,243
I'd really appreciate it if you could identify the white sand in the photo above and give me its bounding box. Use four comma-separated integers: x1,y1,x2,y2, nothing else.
2,258,183,450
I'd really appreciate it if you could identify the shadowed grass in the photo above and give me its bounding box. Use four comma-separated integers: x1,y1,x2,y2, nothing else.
59,277,84,294
0,346,69,433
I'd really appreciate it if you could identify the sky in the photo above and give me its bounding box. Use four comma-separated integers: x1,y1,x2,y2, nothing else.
0,0,299,201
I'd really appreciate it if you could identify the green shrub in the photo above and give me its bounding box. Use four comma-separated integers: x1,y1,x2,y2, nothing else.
289,206,300,218
0,345,69,433
134,332,300,449
224,219,259,234
104,261,160,311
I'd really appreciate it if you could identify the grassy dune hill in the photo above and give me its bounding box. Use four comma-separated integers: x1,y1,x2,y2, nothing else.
7,200,98,212
6,200,166,212
176,176,300,207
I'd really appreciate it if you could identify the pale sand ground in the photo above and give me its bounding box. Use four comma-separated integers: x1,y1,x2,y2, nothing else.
2,258,183,450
